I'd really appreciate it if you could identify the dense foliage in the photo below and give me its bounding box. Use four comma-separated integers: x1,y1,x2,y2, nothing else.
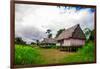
46,29,52,38
61,41,95,63
15,44,43,65
56,28,65,38
15,37,26,44
89,29,94,41
84,28,95,42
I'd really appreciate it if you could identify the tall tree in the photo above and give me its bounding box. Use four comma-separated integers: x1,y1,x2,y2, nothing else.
89,29,94,41
48,33,52,38
84,28,91,40
36,40,39,45
46,29,52,38
46,29,51,34
56,28,65,38
15,37,26,44
31,42,35,45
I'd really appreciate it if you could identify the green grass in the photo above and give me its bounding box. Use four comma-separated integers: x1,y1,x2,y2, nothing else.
15,41,95,65
61,41,95,63
15,44,43,65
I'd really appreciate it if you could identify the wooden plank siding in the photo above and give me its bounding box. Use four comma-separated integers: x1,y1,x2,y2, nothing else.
63,39,85,46
58,38,85,46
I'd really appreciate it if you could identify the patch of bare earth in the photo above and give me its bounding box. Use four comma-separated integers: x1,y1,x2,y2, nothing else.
37,48,75,64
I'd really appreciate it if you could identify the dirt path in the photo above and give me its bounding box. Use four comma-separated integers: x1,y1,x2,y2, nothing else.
37,48,75,64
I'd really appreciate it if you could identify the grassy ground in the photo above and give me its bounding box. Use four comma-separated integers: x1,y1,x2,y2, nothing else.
61,41,95,63
15,45,74,65
15,44,43,65
36,48,75,64
15,41,95,65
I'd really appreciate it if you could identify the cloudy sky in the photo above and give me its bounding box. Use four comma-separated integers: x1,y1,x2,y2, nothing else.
15,4,95,44
16,0,96,5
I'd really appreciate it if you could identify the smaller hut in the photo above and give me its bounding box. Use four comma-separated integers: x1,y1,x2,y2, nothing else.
41,38,56,47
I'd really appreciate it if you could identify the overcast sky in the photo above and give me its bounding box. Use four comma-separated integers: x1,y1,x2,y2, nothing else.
15,4,95,44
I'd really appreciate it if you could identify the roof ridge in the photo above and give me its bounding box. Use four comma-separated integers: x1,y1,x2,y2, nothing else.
56,24,80,40
65,24,79,30
72,24,80,37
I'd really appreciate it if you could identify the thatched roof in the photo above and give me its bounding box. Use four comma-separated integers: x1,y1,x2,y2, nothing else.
56,24,86,40
42,38,56,44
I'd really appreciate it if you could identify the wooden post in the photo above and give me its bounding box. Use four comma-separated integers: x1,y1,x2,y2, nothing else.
66,47,68,51
69,47,70,52
68,47,69,52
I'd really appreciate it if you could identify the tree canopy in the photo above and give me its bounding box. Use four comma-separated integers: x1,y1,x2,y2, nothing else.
89,29,94,41
15,37,26,44
56,28,65,38
84,28,95,42
46,29,52,38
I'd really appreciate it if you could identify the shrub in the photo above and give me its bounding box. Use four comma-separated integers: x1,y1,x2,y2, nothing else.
62,41,95,63
15,44,43,65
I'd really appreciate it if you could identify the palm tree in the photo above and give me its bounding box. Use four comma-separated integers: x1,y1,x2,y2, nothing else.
46,29,51,34
36,40,39,45
46,29,52,38
89,29,94,41
55,28,65,38
84,28,91,40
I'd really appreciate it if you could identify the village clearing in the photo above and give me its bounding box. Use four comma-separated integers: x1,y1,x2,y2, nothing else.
35,47,75,64
15,41,95,65
15,44,76,65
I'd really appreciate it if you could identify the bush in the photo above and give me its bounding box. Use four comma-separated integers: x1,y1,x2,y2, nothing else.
15,37,26,45
61,41,95,63
15,44,43,65
39,45,60,49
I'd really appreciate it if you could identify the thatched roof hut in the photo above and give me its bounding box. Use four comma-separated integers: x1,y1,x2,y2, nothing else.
42,38,56,44
56,24,86,47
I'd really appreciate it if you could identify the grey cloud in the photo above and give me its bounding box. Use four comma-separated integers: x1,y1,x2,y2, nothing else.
15,26,46,43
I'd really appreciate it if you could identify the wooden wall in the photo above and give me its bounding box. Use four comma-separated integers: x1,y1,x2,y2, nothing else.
62,38,85,46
